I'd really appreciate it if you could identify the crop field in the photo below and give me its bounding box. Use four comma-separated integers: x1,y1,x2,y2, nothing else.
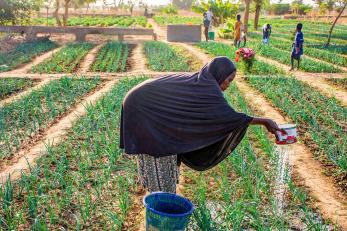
0,11,346,231
31,43,94,73
144,41,194,72
32,16,150,28
153,15,202,25
0,77,101,161
0,39,58,72
326,77,347,90
0,78,35,100
91,42,130,73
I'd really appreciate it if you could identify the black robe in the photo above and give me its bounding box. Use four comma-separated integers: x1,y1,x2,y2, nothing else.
120,57,253,171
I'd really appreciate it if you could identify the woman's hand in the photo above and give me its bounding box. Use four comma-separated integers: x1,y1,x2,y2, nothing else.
250,118,284,137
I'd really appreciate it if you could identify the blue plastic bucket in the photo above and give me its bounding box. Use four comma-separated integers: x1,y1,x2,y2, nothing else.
143,192,195,231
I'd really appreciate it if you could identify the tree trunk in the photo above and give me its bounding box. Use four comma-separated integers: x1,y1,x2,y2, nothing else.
86,3,89,14
326,2,346,46
244,0,251,33
254,2,261,30
63,0,71,27
54,0,62,26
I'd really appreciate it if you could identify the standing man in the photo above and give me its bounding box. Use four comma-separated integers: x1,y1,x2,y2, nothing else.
203,7,213,41
262,23,272,44
234,14,243,47
290,23,304,71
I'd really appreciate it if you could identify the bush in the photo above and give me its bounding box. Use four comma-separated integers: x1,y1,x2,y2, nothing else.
160,5,178,15
268,3,291,15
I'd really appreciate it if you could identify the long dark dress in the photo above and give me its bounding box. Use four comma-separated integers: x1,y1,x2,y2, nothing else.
120,57,253,192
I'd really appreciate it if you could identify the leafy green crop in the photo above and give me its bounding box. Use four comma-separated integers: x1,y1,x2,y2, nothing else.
0,77,101,160
0,77,145,230
196,41,285,75
247,40,342,73
327,77,347,91
249,32,347,67
32,42,94,74
186,82,330,229
153,15,202,26
144,41,192,71
91,42,129,72
0,39,58,72
32,16,149,28
247,76,347,173
0,78,34,100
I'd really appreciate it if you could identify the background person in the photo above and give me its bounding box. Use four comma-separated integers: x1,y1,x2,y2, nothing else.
203,7,213,41
234,14,243,47
290,23,304,71
120,57,283,193
262,23,272,44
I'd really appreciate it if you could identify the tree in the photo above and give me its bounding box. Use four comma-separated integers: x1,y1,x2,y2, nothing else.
253,0,262,30
243,0,251,33
268,3,290,15
172,0,194,9
0,0,39,25
326,0,347,45
53,0,62,26
62,0,71,26
192,0,239,26
126,0,138,15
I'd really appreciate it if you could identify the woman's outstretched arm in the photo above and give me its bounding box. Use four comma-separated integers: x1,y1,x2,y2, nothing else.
250,117,282,135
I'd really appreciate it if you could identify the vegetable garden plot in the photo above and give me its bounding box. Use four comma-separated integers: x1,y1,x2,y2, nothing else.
0,78,35,100
0,38,58,73
0,77,101,161
247,40,342,73
184,83,330,230
308,44,347,55
196,42,285,75
153,15,202,26
31,43,94,74
0,77,145,230
143,41,193,72
91,42,130,73
249,32,347,67
326,77,347,91
32,16,149,28
246,76,347,181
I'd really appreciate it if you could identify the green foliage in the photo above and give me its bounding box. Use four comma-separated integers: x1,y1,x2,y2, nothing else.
31,16,149,28
0,0,39,25
0,78,34,100
196,41,284,75
91,42,129,72
160,4,179,14
32,42,94,74
268,3,291,15
247,76,347,173
192,0,239,25
153,15,201,25
0,77,101,160
0,77,144,229
0,38,58,72
144,41,191,72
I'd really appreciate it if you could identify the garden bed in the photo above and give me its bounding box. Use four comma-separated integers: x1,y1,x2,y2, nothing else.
0,78,37,100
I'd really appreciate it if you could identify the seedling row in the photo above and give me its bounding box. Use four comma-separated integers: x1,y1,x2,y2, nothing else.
31,43,94,74
144,41,193,72
0,78,35,100
0,77,101,161
91,42,130,73
0,39,58,73
0,77,143,230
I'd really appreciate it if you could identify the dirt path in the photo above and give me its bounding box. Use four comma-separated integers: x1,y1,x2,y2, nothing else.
148,18,166,41
8,46,63,74
0,80,117,183
78,43,105,73
255,55,347,106
130,43,146,72
0,78,52,107
236,78,347,230
183,43,347,229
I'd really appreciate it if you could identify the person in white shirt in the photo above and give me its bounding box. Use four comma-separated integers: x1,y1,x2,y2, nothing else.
203,7,213,41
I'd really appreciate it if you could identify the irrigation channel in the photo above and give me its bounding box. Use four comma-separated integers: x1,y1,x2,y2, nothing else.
0,21,346,230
